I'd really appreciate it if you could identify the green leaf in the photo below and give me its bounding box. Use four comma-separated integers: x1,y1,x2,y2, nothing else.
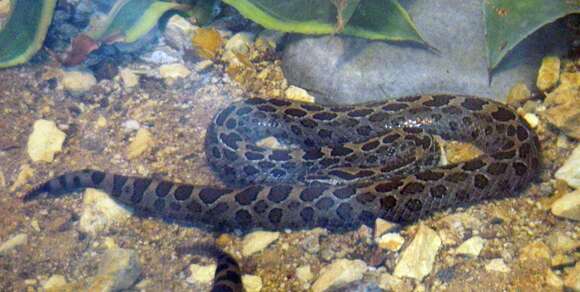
87,0,189,43
223,0,425,43
0,0,57,69
484,0,580,70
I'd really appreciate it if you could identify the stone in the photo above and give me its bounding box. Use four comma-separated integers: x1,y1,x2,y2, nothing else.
536,56,561,92
285,85,315,103
127,128,154,159
79,188,133,235
376,233,405,252
546,231,579,253
555,145,580,188
0,233,28,255
9,164,34,192
542,86,580,139
485,259,511,273
27,119,66,162
242,274,263,292
118,68,139,89
311,259,367,292
242,231,280,256
255,30,286,51
523,113,540,129
89,248,141,292
122,120,140,131
223,32,255,62
282,0,570,104
393,225,442,280
455,236,486,257
374,218,399,238
140,45,182,64
186,263,216,285
564,262,580,291
164,14,198,51
159,63,192,85
296,265,314,283
506,82,532,106
43,275,67,291
61,70,97,95
518,241,551,263
560,72,580,89
551,189,580,221
545,269,564,290
378,273,406,291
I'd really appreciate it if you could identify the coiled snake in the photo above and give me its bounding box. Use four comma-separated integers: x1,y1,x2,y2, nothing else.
26,95,540,230
25,95,540,291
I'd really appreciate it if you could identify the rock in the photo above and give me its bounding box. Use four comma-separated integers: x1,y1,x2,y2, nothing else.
551,189,580,221
89,248,141,292
296,265,314,283
455,236,486,257
282,0,570,104
518,241,551,263
242,231,280,256
118,68,139,89
393,225,442,280
376,233,405,252
127,128,154,159
194,60,214,72
43,275,67,291
485,259,511,273
122,120,140,131
542,86,580,139
560,72,580,89
378,273,406,291
536,56,561,92
27,119,66,162
555,144,580,188
311,259,367,292
61,70,97,95
374,218,399,238
523,113,540,129
546,231,579,253
255,30,286,51
285,85,315,103
564,262,580,291
164,14,198,51
186,263,216,285
545,269,564,290
140,45,182,64
159,63,192,85
0,233,28,255
506,83,532,106
551,254,575,268
223,32,255,62
242,274,263,292
9,164,34,192
79,188,133,235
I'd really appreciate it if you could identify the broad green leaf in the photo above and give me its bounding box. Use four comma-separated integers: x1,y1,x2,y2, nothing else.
87,0,189,43
0,0,57,69
224,0,425,43
485,0,580,70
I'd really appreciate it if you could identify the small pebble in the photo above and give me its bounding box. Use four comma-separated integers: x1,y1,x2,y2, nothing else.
555,144,580,188
376,233,405,252
545,269,564,290
506,82,531,106
61,70,97,95
118,68,139,89
27,119,66,163
485,259,511,273
79,188,133,235
455,236,486,257
186,263,216,285
394,225,441,280
374,218,399,238
523,113,539,129
242,231,280,256
311,259,367,292
518,241,551,263
242,274,262,292
43,275,67,291
536,56,560,91
159,63,192,85
564,262,580,291
551,189,580,221
89,248,141,291
127,128,155,159
285,85,315,103
0,233,28,255
296,265,313,283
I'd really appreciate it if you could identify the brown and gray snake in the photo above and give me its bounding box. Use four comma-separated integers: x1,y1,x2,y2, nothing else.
25,95,540,291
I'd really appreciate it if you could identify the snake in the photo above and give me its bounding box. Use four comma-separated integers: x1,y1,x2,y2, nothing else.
25,95,540,291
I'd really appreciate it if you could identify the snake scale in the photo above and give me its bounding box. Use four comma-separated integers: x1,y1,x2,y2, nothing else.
26,95,539,291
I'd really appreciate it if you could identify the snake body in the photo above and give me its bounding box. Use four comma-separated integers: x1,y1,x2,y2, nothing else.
27,95,539,230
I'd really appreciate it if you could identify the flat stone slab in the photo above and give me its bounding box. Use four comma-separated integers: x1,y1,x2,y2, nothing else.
282,0,571,105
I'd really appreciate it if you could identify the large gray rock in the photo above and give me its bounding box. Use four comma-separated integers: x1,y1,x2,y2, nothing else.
282,0,571,104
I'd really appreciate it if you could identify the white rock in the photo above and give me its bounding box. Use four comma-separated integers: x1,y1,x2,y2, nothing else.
378,273,404,291
43,274,67,290
564,262,580,291
555,145,580,189
455,236,486,257
374,218,399,238
122,120,141,131
0,233,28,255
159,63,191,85
27,120,66,163
119,68,139,89
164,14,198,51
186,263,216,285
127,128,154,159
89,248,141,291
311,259,367,292
393,225,441,280
376,233,405,252
79,188,133,235
551,189,580,221
242,231,280,256
545,269,564,290
485,258,511,273
61,70,97,95
242,274,263,292
225,32,255,55
285,85,315,103
296,265,313,283
523,113,540,129
140,46,181,64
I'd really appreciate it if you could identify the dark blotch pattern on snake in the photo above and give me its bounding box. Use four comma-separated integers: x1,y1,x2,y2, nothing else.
26,95,540,231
